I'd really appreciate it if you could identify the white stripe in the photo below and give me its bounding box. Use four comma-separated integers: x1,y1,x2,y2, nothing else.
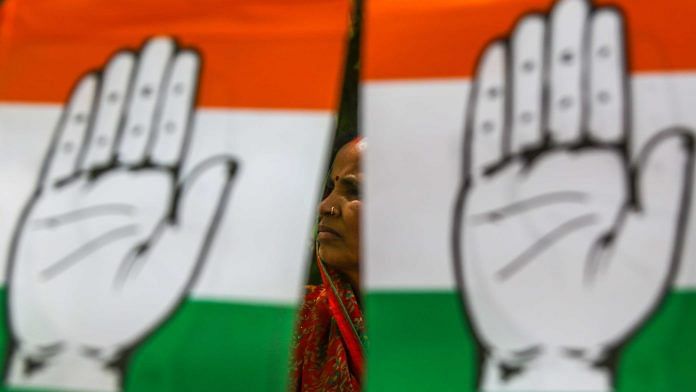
0,104,332,305
364,72,696,291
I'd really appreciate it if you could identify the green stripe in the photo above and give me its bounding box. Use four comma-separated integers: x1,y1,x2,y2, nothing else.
126,299,295,392
0,289,296,392
364,291,477,392
365,290,696,392
2,289,694,391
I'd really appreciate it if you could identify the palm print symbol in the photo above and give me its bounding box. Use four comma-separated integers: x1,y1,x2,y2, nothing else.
452,0,694,390
5,38,238,392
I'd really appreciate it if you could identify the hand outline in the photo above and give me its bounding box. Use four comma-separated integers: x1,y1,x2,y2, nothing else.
452,1,695,390
5,37,238,392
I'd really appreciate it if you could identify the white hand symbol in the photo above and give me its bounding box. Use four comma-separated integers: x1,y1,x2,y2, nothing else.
453,1,694,390
6,37,237,392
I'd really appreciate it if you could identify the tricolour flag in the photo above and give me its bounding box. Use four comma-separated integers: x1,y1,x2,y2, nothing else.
363,0,696,391
0,1,350,391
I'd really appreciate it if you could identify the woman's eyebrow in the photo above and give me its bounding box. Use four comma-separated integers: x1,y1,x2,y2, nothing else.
337,175,359,187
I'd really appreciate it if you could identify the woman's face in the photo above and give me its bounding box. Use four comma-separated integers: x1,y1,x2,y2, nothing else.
317,141,362,275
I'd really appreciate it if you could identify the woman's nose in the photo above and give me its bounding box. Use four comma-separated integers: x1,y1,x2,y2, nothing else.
319,191,340,217
318,195,332,217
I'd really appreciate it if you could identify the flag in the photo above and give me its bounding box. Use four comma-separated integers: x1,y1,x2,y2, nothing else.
363,0,696,390
0,1,350,391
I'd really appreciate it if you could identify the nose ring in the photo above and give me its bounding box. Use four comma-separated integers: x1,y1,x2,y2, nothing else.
330,207,338,216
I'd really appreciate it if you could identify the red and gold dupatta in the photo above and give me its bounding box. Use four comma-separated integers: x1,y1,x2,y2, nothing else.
290,258,365,391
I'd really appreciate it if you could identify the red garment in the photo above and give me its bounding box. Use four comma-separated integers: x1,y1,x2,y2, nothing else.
291,265,365,392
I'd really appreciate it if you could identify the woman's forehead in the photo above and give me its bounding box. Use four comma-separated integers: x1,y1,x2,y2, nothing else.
331,143,362,178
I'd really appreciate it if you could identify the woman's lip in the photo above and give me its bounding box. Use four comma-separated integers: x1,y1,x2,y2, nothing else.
317,225,341,239
317,231,341,241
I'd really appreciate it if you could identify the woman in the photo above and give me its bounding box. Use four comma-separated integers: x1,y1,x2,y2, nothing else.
291,138,366,391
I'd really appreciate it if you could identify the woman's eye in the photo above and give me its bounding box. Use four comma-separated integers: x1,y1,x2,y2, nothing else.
346,185,360,199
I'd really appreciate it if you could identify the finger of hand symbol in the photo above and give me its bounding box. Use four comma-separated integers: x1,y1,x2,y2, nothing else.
588,9,627,142
547,0,589,143
467,42,507,178
149,49,200,166
118,38,175,164
81,51,135,170
510,15,545,153
43,74,98,187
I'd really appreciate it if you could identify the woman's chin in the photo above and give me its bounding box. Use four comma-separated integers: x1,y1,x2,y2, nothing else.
318,250,356,271
317,246,335,262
